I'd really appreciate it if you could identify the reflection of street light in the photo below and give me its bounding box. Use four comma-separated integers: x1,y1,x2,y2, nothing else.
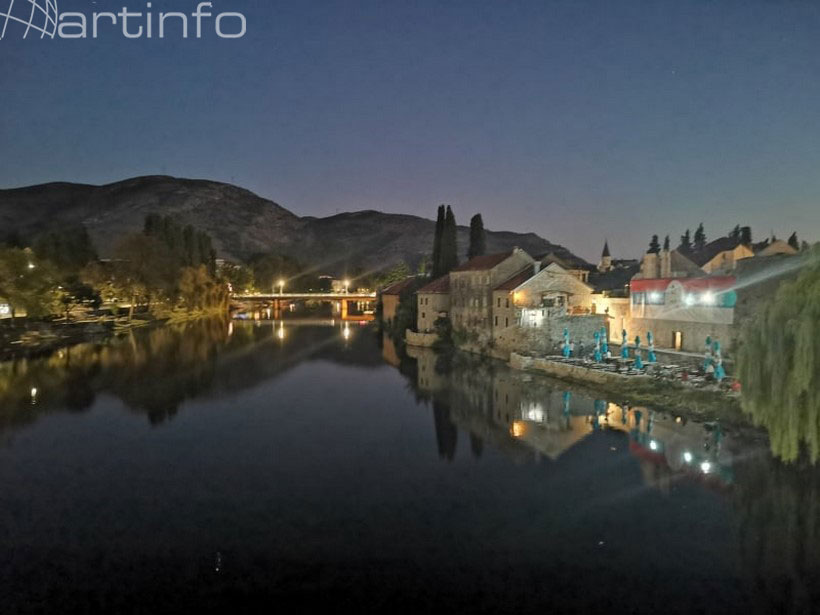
277,322,285,340
343,324,351,340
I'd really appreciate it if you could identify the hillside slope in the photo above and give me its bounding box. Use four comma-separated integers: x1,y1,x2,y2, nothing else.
0,176,587,273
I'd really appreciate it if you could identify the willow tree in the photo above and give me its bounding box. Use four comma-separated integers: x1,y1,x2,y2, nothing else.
737,245,820,462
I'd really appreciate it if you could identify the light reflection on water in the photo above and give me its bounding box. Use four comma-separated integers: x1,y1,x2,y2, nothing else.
0,320,817,613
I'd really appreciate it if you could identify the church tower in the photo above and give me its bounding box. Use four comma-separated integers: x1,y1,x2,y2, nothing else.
598,240,612,272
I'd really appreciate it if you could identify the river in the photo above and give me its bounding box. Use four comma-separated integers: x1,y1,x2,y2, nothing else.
0,319,818,613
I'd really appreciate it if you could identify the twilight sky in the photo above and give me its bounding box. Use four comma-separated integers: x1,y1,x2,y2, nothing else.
2,0,820,262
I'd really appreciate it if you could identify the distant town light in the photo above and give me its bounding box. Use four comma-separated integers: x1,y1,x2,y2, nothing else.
684,294,695,306
649,440,658,451
511,421,527,438
702,291,715,305
30,387,38,403
683,451,693,463
27,262,35,270
649,291,662,302
700,461,712,474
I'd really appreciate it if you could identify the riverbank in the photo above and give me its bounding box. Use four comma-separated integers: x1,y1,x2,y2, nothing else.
509,352,749,428
0,309,227,361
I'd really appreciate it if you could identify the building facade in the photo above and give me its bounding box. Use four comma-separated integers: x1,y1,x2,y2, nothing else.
449,248,535,343
416,276,451,333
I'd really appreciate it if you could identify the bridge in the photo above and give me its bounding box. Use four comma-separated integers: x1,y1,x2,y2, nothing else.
232,292,376,302
231,292,377,320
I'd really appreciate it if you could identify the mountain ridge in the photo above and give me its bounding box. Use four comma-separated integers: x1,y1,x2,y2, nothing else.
0,175,588,274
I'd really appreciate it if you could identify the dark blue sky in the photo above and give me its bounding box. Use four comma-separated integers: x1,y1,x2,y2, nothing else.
2,0,819,261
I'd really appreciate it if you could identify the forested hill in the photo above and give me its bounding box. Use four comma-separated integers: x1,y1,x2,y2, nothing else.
0,176,587,273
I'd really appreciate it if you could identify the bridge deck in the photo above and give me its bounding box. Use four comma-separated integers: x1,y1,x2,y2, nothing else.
233,293,377,301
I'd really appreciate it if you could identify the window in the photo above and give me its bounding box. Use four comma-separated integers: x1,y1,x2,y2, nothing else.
494,316,498,326
505,317,509,327
497,297,501,307
505,298,509,308
673,331,683,351
422,312,426,319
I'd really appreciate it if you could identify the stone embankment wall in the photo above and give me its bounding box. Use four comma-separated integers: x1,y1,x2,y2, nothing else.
509,352,650,387
493,314,607,359
405,330,438,347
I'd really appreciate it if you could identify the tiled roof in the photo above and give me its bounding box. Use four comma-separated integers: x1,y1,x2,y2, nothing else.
451,251,514,272
678,236,745,267
417,276,450,294
381,277,416,295
494,267,535,291
588,264,640,292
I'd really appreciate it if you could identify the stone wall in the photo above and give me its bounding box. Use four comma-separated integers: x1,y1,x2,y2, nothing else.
624,316,733,355
416,292,450,333
406,330,439,348
491,314,608,359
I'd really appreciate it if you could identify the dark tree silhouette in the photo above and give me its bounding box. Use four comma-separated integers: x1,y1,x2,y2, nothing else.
694,223,707,250
431,205,445,278
467,214,486,260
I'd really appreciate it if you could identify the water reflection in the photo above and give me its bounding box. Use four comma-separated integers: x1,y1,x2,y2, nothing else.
0,318,377,432
0,324,818,612
404,344,820,612
407,345,736,490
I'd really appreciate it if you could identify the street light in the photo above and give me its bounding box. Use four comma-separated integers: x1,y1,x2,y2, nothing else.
278,279,285,295
344,279,350,294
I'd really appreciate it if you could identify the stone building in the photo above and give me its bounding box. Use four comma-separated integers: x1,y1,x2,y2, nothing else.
492,262,594,333
416,275,450,333
628,276,736,352
380,277,416,324
449,248,535,344
682,236,755,274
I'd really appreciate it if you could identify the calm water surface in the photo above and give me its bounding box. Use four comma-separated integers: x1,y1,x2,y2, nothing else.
0,319,818,614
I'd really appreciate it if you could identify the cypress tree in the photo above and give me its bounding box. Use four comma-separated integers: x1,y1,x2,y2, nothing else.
663,235,670,251
467,214,486,260
694,223,707,251
431,205,445,277
441,206,459,274
680,229,692,251
648,234,661,254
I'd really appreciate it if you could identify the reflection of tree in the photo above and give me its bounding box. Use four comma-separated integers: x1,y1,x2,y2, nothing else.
732,455,820,613
432,400,458,461
0,320,386,433
469,434,484,459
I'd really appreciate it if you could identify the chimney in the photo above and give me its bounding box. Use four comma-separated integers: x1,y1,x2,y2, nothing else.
534,261,541,275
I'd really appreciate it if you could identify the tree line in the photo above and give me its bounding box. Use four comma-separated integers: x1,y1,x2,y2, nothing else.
0,216,229,324
645,223,804,254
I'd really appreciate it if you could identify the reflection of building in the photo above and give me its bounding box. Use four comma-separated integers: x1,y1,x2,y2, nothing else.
410,352,735,488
